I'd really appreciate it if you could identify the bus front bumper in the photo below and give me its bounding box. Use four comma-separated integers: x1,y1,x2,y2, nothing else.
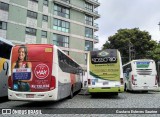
8,89,58,101
88,86,124,93
131,85,159,91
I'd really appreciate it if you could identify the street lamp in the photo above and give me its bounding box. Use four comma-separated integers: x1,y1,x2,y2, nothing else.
129,42,135,61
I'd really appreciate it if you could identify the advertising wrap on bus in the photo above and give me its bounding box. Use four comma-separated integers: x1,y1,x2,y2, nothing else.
10,45,53,92
89,49,120,81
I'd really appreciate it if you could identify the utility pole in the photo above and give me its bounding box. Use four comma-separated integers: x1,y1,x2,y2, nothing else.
158,22,160,31
129,42,135,61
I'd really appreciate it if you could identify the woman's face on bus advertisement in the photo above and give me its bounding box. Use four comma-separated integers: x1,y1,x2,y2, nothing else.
18,48,25,61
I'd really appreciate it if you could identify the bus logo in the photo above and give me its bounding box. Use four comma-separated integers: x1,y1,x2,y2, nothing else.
98,51,109,57
34,64,49,79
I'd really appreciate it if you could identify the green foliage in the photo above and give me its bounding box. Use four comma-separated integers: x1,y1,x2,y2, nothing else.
147,43,160,62
103,28,157,64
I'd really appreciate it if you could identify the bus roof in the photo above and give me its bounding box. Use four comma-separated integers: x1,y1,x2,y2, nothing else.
13,44,83,69
13,44,53,47
132,59,154,62
0,37,14,46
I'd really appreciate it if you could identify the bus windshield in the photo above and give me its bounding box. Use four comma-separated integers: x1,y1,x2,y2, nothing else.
135,61,154,69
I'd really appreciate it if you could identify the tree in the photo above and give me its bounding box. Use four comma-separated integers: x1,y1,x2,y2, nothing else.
147,43,160,62
103,28,157,64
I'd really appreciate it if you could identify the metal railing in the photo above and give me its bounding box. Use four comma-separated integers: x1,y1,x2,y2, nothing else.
94,35,99,42
61,0,70,3
94,23,99,29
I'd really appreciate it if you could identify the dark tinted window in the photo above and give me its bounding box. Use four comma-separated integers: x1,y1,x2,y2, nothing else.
0,40,12,59
58,50,82,74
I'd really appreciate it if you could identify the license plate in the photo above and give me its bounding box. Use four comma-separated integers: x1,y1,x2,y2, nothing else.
143,86,148,89
103,82,108,85
26,94,34,98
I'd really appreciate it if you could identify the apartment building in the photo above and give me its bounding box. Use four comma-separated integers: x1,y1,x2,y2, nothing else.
0,0,100,69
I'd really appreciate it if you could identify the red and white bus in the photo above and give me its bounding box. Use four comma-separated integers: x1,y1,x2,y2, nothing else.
8,44,83,101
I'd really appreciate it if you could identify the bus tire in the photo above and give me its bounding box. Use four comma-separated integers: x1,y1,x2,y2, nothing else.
69,87,73,99
91,93,96,97
113,93,118,96
77,83,82,93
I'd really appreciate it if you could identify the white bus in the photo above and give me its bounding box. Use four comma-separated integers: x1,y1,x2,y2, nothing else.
123,59,158,91
0,37,14,97
87,49,124,96
8,44,83,101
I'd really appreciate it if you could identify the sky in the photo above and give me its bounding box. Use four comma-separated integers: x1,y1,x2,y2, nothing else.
95,0,160,49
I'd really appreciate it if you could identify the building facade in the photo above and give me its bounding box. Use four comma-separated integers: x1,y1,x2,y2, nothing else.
0,0,100,69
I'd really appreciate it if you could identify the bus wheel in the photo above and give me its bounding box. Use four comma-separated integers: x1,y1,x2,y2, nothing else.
69,87,73,99
113,93,118,96
91,93,96,98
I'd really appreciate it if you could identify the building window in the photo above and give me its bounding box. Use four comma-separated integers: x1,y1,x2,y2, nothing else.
0,2,9,11
43,0,48,6
53,34,69,48
85,15,93,26
27,10,38,19
0,21,7,30
42,15,48,22
53,18,69,33
85,27,93,38
85,40,93,51
54,4,70,19
30,0,38,3
26,27,37,36
41,31,47,38
85,2,93,12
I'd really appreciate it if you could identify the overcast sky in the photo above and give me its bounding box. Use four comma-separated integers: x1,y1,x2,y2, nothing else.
95,0,160,49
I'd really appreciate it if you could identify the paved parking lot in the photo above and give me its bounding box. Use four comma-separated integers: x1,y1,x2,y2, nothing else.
0,91,160,117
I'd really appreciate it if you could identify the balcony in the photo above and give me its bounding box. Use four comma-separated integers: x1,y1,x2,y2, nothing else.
53,0,100,19
84,8,100,19
53,0,70,8
94,35,99,43
93,23,99,31
85,0,100,8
